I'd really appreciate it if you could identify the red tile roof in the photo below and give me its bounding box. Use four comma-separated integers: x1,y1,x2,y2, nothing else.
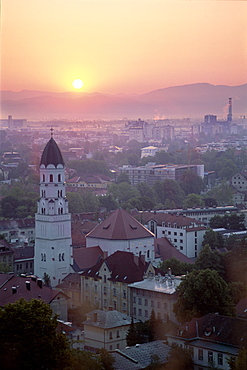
86,208,154,240
172,313,247,348
0,274,67,306
145,213,205,228
155,237,194,264
73,246,104,271
81,250,156,284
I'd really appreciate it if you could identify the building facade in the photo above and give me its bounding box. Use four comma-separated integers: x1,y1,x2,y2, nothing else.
128,274,181,323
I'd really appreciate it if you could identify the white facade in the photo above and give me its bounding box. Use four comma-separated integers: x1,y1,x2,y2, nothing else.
35,139,72,286
86,236,155,263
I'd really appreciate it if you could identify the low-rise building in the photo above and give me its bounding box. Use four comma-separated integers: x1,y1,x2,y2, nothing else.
81,251,156,314
0,218,35,244
145,213,206,258
86,208,155,263
118,163,204,186
128,273,182,323
0,239,14,272
166,313,247,370
83,308,133,351
0,274,69,321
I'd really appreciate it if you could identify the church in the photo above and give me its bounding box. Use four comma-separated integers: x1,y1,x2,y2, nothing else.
34,133,73,287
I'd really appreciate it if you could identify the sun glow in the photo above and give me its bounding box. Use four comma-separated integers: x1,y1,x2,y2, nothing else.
72,79,83,89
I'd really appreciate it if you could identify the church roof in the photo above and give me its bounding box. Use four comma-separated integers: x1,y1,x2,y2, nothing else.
86,208,154,240
40,137,64,167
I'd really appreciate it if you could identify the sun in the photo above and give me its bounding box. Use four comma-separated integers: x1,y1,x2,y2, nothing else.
72,79,84,89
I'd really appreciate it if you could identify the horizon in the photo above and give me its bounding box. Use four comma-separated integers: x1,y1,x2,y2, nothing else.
2,1,247,94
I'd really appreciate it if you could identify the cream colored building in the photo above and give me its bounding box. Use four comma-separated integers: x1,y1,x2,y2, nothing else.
83,309,133,351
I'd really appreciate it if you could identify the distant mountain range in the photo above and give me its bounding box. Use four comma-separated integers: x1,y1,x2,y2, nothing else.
1,83,246,120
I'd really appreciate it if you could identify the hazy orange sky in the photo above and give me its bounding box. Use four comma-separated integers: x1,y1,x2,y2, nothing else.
1,0,247,94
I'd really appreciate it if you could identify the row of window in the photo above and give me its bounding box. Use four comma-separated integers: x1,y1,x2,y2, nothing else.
42,174,62,182
134,297,167,309
198,349,223,366
16,262,33,271
133,307,165,320
41,253,65,261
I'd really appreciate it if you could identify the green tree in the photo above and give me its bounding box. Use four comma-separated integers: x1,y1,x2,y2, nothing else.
227,348,247,370
165,346,193,370
202,229,223,249
108,182,140,205
115,172,130,184
195,245,225,278
208,182,233,206
153,180,184,208
98,348,115,370
183,193,204,208
126,317,139,346
0,298,71,370
98,194,118,212
159,257,194,276
179,170,204,195
173,269,235,323
69,349,102,370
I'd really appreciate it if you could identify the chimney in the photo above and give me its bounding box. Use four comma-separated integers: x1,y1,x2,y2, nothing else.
37,279,43,289
134,255,139,266
26,281,31,291
93,312,97,322
108,306,113,311
12,286,17,294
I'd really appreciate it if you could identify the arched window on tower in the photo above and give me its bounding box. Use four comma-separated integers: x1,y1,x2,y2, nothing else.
50,174,53,182
58,174,61,182
42,174,45,182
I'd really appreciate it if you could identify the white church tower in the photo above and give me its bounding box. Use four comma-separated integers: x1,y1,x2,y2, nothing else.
34,131,72,286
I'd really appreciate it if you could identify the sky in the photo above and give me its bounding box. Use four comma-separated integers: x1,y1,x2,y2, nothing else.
1,0,247,94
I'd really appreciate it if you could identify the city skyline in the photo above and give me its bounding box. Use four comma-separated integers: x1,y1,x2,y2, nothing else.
1,0,247,95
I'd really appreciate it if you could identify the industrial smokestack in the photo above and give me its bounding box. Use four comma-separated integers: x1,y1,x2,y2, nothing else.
227,97,232,122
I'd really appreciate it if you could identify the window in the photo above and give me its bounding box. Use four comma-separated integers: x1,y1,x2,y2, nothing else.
94,285,97,293
180,239,183,243
151,300,154,307
104,275,106,283
174,238,177,242
110,345,112,350
157,301,161,309
114,301,117,310
198,349,203,361
218,353,223,366
109,332,113,339
104,299,107,307
133,307,136,315
145,299,148,306
123,290,126,299
58,174,61,182
113,288,116,297
138,309,142,316
174,232,177,235
163,302,167,309
116,330,120,338
138,298,142,305
42,174,45,182
123,302,126,311
180,232,183,236
145,310,148,318
50,174,53,182
104,287,107,295
208,351,213,364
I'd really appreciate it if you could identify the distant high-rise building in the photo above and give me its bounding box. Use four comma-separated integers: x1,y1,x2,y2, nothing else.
34,132,72,286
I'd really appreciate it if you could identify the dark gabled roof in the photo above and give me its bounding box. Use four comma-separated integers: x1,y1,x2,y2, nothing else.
86,208,154,240
81,250,151,284
40,137,64,167
72,246,104,271
0,275,68,305
170,313,247,348
83,309,132,328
